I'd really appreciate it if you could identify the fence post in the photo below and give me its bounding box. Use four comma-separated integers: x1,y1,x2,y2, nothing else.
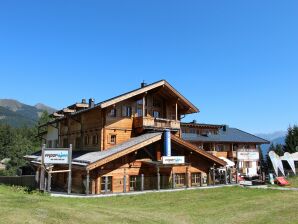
123,175,127,193
200,173,203,187
105,176,108,194
212,168,215,186
44,176,47,193
48,167,52,192
224,167,227,185
229,168,232,184
172,172,176,189
67,144,72,195
86,170,90,195
141,174,144,191
157,167,160,191
186,167,189,188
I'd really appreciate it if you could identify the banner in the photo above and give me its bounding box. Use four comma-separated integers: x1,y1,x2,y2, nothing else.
283,152,296,175
268,151,285,176
237,149,259,161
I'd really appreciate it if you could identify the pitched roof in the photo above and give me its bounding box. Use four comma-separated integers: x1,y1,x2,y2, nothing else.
54,80,199,118
72,132,226,169
73,132,163,167
182,126,270,144
98,80,199,113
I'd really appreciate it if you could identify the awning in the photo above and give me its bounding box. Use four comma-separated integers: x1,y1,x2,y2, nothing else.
219,157,235,167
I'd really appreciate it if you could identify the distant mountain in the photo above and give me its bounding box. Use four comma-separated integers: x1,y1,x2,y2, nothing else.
257,131,287,158
256,131,287,141
0,99,56,127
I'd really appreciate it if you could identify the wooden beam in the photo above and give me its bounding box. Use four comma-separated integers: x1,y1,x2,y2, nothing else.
49,169,71,174
51,112,64,118
75,103,89,108
175,102,178,121
63,108,76,113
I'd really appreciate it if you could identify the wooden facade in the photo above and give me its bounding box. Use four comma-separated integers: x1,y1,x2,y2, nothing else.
31,80,232,195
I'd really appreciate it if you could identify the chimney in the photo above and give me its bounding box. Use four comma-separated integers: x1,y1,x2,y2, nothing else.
223,125,228,132
89,98,95,108
81,99,86,104
141,81,147,88
192,120,197,124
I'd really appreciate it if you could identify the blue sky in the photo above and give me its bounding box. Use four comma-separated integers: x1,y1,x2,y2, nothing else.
0,1,297,134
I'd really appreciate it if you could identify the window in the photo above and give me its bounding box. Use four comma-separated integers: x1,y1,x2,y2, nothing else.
92,134,98,145
191,173,201,186
175,174,185,186
130,176,139,191
110,135,116,144
153,111,159,118
63,138,68,148
84,135,89,145
137,108,143,117
101,176,112,193
136,99,143,105
75,137,81,148
243,161,252,168
109,108,117,117
189,128,196,134
122,106,132,117
216,144,225,152
54,140,59,148
47,140,52,148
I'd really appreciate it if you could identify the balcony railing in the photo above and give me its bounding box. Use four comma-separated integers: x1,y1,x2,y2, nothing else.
133,117,180,130
206,151,228,158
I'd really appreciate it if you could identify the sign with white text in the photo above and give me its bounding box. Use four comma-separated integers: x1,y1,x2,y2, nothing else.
237,149,259,161
162,156,185,164
43,150,69,164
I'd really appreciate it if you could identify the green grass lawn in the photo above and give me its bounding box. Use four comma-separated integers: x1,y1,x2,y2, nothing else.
0,185,298,224
287,175,298,188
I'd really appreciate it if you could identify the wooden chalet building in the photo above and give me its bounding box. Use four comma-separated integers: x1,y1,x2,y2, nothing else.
181,122,269,177
26,80,227,195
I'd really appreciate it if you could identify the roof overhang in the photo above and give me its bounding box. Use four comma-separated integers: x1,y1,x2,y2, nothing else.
99,80,199,114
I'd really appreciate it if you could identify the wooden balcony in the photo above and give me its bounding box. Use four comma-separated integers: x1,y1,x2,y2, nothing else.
133,117,180,131
206,151,228,158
